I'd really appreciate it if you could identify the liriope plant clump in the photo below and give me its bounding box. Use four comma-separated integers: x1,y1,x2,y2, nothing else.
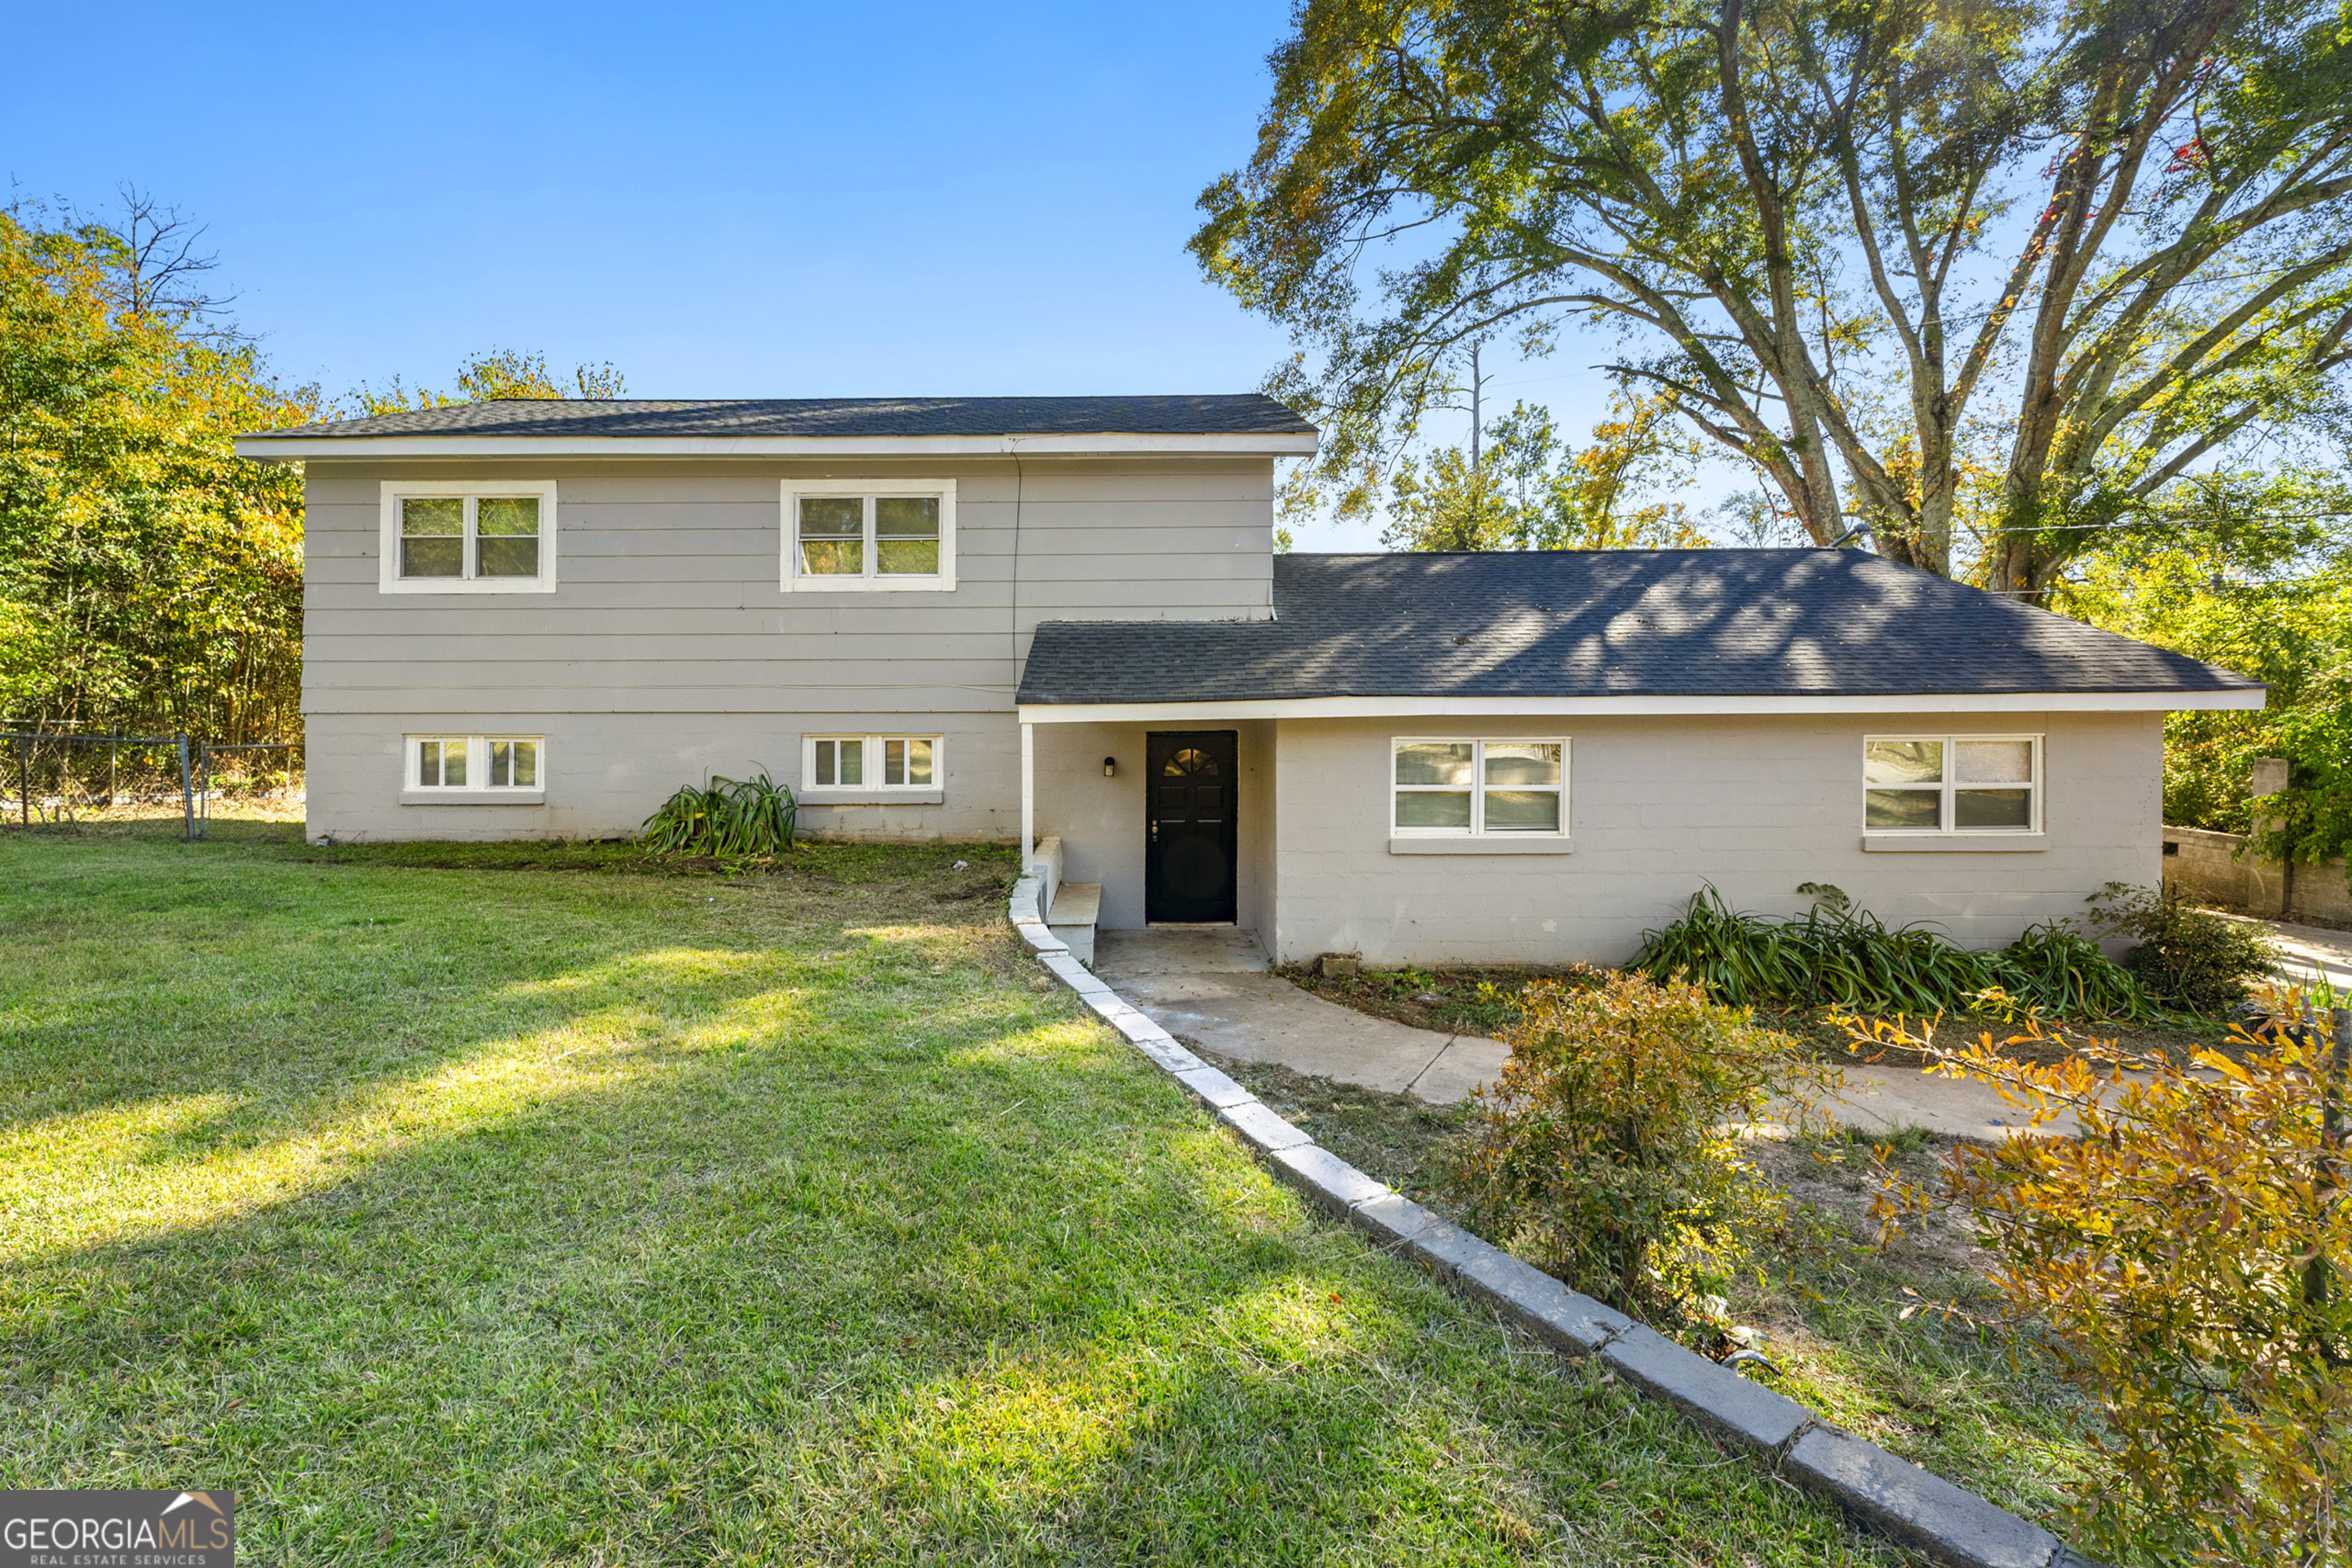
639,773,797,857
1634,884,2157,1021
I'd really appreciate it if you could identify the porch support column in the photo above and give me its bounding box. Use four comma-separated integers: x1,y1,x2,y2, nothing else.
1019,722,1035,874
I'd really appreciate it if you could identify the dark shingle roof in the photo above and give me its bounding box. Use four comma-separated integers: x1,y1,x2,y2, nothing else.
245,394,1315,441
1016,550,2260,703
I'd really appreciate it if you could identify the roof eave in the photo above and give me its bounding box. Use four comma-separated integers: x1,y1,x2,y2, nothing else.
232,431,1321,463
1015,688,2267,722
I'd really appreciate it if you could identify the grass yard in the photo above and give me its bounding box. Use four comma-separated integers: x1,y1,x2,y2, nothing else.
1220,1060,2098,1536
0,825,1923,1565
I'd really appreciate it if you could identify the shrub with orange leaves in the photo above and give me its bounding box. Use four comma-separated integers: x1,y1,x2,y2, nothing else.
1452,968,1833,1320
1839,994,2352,1566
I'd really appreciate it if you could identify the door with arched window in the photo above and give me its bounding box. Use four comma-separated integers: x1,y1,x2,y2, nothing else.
1145,730,1238,923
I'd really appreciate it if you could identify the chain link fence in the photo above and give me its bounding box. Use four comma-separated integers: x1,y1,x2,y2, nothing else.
193,740,305,840
4,732,304,840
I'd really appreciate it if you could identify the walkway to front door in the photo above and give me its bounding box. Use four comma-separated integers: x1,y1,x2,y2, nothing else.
1086,927,2120,1137
1091,927,1507,1104
1145,730,1237,924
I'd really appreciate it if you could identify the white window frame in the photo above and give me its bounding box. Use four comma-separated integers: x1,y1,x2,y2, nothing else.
801,733,944,795
404,735,547,794
379,480,560,594
1862,733,2042,836
1390,737,1570,838
781,478,957,592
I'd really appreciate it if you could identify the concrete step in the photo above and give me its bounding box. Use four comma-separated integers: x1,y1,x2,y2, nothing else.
1046,881,1102,964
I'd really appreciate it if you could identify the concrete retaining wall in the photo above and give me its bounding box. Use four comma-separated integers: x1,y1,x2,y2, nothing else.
2163,824,2352,926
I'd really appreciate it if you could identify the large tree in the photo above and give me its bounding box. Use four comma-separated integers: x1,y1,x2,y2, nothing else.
0,196,314,741
1193,0,2352,597
1384,392,1712,548
345,347,627,416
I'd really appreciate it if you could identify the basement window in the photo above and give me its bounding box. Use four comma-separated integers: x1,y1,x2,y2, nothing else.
806,735,941,791
409,736,542,792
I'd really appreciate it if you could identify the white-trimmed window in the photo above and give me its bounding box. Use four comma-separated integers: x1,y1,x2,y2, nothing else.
1864,736,2041,833
782,479,957,592
408,736,544,791
805,734,942,791
379,480,559,593
1392,739,1567,835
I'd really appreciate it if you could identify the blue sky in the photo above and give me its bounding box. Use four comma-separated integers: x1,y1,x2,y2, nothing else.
3,0,1624,549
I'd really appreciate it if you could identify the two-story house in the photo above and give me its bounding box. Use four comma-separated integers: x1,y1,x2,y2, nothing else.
237,395,2262,966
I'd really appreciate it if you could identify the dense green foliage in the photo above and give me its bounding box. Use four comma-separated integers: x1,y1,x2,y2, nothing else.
639,773,798,856
1195,0,2352,597
2086,882,2278,1015
2061,500,2352,872
1453,969,1830,1317
0,201,313,740
344,345,627,417
1634,886,2156,1020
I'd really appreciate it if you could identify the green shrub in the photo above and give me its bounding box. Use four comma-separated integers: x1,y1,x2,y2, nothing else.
1634,885,2158,1020
1450,968,1832,1319
2085,882,2278,1015
639,773,797,857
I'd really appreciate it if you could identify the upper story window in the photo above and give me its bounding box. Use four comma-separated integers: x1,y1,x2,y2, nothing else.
379,481,559,594
1393,739,1567,836
1864,736,2041,833
782,479,957,592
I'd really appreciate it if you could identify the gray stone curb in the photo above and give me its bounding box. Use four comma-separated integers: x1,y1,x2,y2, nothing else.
1602,1323,1810,1451
1171,1064,1255,1111
1218,1100,1316,1154
1005,875,2084,1568
1782,1427,2066,1568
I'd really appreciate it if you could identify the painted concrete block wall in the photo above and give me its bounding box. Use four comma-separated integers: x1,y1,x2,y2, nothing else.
304,708,1026,843
1267,711,2164,965
300,456,1273,840
1030,720,1272,931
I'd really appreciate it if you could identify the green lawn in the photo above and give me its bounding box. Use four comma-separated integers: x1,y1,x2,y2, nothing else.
1222,1063,2098,1536
0,826,1921,1564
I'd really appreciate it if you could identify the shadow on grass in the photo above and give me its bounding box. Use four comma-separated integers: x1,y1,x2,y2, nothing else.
5,1022,1903,1565
0,836,1914,1565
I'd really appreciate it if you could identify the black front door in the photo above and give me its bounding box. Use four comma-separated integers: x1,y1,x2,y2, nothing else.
1145,730,1238,923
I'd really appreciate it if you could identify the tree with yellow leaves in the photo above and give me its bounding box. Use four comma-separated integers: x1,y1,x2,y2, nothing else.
1383,392,1711,552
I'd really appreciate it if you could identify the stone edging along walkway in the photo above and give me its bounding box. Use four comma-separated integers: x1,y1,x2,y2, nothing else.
1008,876,2095,1568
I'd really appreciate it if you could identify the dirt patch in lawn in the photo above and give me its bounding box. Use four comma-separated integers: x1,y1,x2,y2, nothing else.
1273,961,1568,1039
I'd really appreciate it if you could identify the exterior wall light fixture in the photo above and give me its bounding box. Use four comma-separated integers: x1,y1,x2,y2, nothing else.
1102,757,1117,777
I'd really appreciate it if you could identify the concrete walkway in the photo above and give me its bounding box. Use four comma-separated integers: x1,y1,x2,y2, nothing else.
1092,929,1511,1105
1090,927,2085,1136
2249,916,2352,993
1090,918,2352,1138
1819,1061,2079,1140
